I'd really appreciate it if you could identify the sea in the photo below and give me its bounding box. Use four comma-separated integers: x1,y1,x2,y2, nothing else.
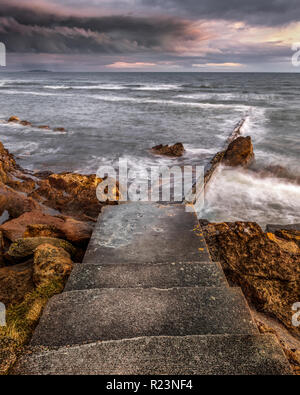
0,71,299,228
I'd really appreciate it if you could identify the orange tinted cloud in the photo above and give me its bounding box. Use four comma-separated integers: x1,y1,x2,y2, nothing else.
106,62,157,68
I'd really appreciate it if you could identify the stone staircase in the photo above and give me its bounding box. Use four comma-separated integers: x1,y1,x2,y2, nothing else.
13,203,292,375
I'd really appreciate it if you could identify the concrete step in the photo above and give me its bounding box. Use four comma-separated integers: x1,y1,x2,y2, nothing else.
64,262,228,291
83,203,211,264
14,334,292,375
30,287,258,347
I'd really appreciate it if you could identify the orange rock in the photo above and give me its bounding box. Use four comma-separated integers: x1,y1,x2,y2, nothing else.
7,116,20,123
33,244,73,287
30,172,109,220
0,210,92,246
152,142,185,157
0,262,34,306
222,136,254,167
202,221,300,335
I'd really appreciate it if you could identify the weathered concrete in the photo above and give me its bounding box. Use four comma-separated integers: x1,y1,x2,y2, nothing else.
30,287,257,347
13,201,292,375
14,334,292,375
83,203,211,264
65,262,228,291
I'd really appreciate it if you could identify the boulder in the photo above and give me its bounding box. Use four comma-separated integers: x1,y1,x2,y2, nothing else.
275,229,300,248
33,244,73,287
0,210,93,246
0,184,40,219
0,231,4,267
202,221,300,335
6,178,36,194
38,125,50,130
0,211,65,241
7,116,20,123
60,217,93,245
20,120,32,126
152,143,185,157
8,237,76,260
0,141,18,184
30,172,107,219
0,262,34,306
222,136,254,167
24,224,65,239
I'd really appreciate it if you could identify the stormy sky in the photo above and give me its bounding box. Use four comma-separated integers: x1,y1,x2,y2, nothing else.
0,0,299,71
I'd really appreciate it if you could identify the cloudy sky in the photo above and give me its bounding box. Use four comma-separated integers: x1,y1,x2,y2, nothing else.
0,0,299,71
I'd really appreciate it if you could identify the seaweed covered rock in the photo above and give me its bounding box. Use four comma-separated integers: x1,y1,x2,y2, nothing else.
8,237,76,260
33,244,73,286
152,143,185,157
0,262,34,306
202,221,300,335
222,136,254,167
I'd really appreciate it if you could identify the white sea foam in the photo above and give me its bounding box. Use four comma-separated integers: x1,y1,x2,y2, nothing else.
202,166,300,226
92,94,251,111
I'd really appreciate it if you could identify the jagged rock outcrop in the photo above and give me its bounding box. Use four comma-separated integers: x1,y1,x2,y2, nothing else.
29,172,107,220
222,136,254,167
201,221,300,335
33,244,73,287
152,143,185,157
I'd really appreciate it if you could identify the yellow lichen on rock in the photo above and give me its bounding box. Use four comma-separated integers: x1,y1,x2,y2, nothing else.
33,243,73,286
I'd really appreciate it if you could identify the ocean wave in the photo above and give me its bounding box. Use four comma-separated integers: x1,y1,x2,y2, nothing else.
176,92,278,102
91,94,251,111
43,83,181,91
202,165,300,227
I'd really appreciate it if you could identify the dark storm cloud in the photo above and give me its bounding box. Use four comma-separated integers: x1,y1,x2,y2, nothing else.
0,2,203,54
141,0,300,26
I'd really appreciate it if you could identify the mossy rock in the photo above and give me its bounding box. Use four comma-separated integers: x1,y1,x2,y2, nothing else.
8,237,76,259
0,279,64,375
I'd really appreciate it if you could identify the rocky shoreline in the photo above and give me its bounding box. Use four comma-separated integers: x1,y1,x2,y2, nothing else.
0,125,118,374
0,118,299,374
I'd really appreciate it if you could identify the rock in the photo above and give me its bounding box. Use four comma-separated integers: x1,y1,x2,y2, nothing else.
0,231,5,267
20,120,32,126
24,224,65,239
222,136,254,167
202,221,300,335
0,262,34,306
152,143,185,157
0,210,93,246
266,223,300,233
0,141,18,184
33,170,53,179
6,178,36,194
54,127,66,132
7,116,20,123
8,237,76,260
0,184,41,219
38,125,50,130
275,229,300,248
266,232,299,254
30,172,107,219
33,244,73,287
60,217,93,246
0,211,65,241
